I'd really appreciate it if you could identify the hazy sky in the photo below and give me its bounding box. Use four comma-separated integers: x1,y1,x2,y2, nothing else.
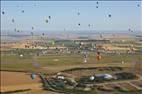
1,1,142,34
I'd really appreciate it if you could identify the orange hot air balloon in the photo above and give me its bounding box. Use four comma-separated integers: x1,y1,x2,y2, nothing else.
96,54,102,61
96,52,102,61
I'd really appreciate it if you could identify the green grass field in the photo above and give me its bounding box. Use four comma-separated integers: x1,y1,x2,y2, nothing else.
1,52,142,73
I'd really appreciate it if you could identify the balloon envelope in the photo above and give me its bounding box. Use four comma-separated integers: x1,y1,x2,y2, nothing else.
96,55,102,61
12,19,15,23
45,19,48,23
108,14,111,17
32,27,34,30
77,12,80,15
21,10,24,13
17,30,20,32
88,24,91,27
14,28,16,32
31,32,33,35
78,23,80,26
49,16,51,19
2,11,5,14
137,4,140,7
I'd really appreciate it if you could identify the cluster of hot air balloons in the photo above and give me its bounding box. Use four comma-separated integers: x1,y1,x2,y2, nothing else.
45,16,51,23
2,8,52,35
2,1,140,34
75,1,112,31
77,11,81,27
1,8,52,69
2,1,141,65
128,28,133,32
96,1,99,8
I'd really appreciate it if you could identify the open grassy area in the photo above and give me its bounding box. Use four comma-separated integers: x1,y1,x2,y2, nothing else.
1,52,142,73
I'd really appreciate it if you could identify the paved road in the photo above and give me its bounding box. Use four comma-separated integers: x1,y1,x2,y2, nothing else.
95,74,142,90
39,72,142,94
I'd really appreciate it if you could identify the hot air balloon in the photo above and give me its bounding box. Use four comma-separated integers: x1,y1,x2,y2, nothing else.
137,4,140,7
14,28,16,32
88,24,91,27
48,16,51,19
100,34,103,38
42,33,45,36
17,30,20,32
84,58,87,63
108,14,111,18
128,28,133,32
83,52,87,63
77,12,80,16
32,26,34,30
96,52,102,61
78,23,80,26
97,52,100,55
96,1,99,4
52,41,55,45
2,11,5,15
12,19,15,23
45,19,48,23
31,32,33,36
121,61,124,64
21,10,24,13
96,6,98,8
96,54,101,61
20,54,23,58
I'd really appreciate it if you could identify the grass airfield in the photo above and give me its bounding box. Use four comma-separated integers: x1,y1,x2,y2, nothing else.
1,34,142,94
1,52,141,73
